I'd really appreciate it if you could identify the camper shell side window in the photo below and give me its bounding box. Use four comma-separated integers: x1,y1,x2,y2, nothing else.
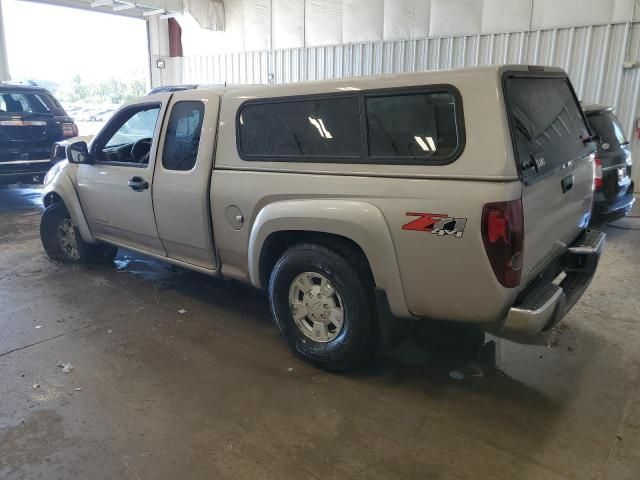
236,85,465,166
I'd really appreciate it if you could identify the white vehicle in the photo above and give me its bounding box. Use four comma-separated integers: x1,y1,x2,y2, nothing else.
41,65,605,371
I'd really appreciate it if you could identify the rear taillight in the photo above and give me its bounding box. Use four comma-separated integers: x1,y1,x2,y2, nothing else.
62,122,78,137
482,200,524,288
594,155,603,190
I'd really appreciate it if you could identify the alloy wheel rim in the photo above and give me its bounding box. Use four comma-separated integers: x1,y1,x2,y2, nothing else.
57,218,81,260
288,272,344,343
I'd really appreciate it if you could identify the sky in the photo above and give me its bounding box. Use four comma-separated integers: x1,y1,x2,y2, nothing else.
2,0,149,83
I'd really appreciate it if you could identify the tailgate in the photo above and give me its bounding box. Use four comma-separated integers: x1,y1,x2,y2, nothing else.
503,71,597,285
0,114,67,162
0,116,52,162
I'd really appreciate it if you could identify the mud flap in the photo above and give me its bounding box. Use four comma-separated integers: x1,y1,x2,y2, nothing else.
374,288,410,350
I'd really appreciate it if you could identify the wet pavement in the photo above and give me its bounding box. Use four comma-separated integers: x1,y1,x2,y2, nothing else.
1,184,639,479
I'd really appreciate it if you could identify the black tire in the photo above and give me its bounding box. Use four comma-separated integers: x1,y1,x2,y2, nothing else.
40,202,118,263
269,243,373,371
86,243,119,263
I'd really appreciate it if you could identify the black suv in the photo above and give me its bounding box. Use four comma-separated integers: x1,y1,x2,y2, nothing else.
584,104,635,223
1,84,77,185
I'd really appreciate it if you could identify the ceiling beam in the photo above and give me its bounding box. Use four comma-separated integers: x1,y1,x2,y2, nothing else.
16,0,182,20
142,8,165,17
112,1,136,11
90,0,113,6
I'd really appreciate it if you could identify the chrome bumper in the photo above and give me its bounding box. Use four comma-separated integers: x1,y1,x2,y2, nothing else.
500,229,606,337
0,158,51,165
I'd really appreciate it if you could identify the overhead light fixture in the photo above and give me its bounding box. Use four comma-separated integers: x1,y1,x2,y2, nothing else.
90,0,114,7
143,8,165,17
113,2,136,11
414,136,430,151
425,136,436,151
309,117,333,139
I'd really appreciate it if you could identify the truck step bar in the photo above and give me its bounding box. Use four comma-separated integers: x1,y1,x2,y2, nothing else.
499,229,606,338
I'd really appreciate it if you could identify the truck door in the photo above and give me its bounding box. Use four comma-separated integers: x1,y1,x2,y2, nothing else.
77,94,171,256
151,91,219,270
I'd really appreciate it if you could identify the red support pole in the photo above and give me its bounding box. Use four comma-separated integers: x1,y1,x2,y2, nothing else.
168,18,183,58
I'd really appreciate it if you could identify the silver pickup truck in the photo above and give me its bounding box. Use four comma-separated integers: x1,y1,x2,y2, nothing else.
40,65,605,371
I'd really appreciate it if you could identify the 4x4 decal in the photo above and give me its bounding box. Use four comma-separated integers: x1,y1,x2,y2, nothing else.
402,213,467,238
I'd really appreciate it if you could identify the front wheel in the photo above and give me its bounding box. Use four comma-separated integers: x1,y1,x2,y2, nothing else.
40,203,117,263
269,243,373,371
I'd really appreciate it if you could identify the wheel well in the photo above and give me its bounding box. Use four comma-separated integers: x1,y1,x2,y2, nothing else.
259,231,375,289
43,192,63,208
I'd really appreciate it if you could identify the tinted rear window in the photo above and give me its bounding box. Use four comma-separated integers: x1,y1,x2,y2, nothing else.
366,92,459,159
238,97,362,158
503,76,594,181
0,91,64,116
237,87,464,164
586,111,627,151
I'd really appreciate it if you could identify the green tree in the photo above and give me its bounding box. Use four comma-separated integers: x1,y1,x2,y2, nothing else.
69,75,90,102
94,81,113,103
126,79,147,100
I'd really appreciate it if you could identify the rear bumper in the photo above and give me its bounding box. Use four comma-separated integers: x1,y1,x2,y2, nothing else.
0,159,52,185
499,229,606,337
592,187,635,221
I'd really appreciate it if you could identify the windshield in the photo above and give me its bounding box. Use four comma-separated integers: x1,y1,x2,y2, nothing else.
106,108,159,148
586,111,627,151
0,91,65,116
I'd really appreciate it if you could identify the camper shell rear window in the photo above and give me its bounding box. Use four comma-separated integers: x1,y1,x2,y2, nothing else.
502,72,596,183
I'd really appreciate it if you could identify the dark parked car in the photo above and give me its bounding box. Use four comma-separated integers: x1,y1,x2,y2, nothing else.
584,104,634,223
0,83,78,185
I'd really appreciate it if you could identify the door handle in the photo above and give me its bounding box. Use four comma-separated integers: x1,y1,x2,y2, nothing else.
561,174,574,193
128,176,149,192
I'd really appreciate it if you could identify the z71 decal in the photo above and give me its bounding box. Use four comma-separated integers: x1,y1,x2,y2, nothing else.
402,213,467,238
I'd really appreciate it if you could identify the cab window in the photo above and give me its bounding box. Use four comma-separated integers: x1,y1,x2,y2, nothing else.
93,104,160,165
162,101,205,171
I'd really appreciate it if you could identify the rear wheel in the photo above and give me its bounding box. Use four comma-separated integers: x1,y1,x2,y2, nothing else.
269,243,373,371
40,203,117,263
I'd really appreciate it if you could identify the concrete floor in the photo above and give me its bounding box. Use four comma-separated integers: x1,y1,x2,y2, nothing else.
1,185,639,480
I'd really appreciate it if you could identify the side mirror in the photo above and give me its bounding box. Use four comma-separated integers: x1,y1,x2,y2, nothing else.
66,141,92,164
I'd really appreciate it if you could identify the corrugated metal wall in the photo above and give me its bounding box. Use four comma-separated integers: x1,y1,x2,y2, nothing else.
0,0,10,81
178,0,640,54
180,22,640,181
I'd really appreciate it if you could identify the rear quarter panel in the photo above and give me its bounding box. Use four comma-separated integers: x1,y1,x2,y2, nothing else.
212,171,522,323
